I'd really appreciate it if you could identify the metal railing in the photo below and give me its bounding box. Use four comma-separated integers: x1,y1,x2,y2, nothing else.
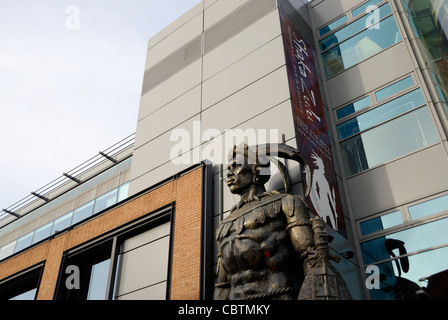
0,133,136,223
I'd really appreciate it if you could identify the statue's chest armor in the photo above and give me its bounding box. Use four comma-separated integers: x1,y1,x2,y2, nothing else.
216,195,293,274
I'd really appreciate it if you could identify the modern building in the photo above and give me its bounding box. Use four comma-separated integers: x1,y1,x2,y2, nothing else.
1,0,448,300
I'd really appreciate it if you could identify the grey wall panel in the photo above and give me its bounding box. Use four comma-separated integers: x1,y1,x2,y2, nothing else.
142,36,202,94
202,66,290,126
348,144,448,220
204,0,250,29
147,2,204,50
116,234,170,298
203,9,282,81
327,42,414,108
117,282,167,300
135,85,202,150
312,0,364,29
130,115,201,185
138,60,202,121
122,223,171,253
204,0,277,53
146,13,204,70
128,158,194,197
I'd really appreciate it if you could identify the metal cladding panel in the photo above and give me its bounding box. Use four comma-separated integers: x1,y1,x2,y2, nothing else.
204,0,277,53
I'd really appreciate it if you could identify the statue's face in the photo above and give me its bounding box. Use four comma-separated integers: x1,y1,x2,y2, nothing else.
226,160,253,195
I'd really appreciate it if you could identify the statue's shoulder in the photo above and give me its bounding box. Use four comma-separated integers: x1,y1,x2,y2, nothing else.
227,192,286,221
216,193,287,242
281,194,308,217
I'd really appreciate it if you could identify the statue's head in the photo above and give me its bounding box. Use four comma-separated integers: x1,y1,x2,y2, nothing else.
226,144,271,195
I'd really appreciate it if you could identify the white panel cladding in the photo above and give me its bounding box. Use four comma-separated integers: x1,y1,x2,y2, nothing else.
145,12,204,70
202,38,287,110
134,85,202,150
203,9,283,81
327,42,414,109
138,59,202,121
115,223,171,299
348,144,448,220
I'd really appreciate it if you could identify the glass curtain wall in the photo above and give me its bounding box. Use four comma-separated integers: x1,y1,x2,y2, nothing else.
401,0,448,116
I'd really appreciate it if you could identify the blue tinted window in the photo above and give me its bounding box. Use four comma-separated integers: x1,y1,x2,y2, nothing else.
322,15,401,77
87,259,111,300
361,217,448,265
337,89,426,140
361,211,403,235
93,188,118,214
14,232,34,253
52,211,73,235
319,15,348,37
352,0,385,18
337,96,371,120
320,3,393,52
369,246,448,300
117,183,130,202
9,288,37,301
375,76,414,101
72,201,94,225
409,195,448,220
32,222,53,244
341,107,439,175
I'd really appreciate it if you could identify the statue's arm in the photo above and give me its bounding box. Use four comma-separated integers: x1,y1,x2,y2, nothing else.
214,252,230,300
282,194,314,257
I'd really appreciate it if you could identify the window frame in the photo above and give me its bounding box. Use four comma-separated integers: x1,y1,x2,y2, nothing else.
54,205,174,300
318,0,404,78
319,2,394,54
317,0,390,42
358,191,448,241
334,73,440,176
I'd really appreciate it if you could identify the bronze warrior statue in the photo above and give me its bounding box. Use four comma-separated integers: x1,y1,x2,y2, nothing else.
214,143,352,300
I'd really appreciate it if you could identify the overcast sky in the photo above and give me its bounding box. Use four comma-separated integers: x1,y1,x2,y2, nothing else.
0,0,202,210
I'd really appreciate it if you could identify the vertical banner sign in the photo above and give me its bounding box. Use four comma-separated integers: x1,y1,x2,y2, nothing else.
280,11,347,237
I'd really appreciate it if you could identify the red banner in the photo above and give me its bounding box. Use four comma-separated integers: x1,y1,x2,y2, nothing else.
280,11,347,237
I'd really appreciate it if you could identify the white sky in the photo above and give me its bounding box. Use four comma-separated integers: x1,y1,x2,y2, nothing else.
0,0,202,210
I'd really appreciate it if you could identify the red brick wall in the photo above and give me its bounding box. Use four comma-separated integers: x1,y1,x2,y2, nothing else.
0,166,204,300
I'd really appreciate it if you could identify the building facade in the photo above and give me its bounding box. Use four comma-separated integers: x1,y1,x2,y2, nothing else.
1,0,448,300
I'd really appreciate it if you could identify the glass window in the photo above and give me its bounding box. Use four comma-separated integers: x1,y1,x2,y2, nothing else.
409,194,448,221
337,96,372,120
93,189,118,214
52,211,73,235
32,222,53,244
352,0,385,18
87,258,111,300
321,12,402,77
320,3,393,52
72,201,94,225
375,76,414,101
361,217,448,266
0,241,16,261
341,107,439,175
402,0,448,120
337,89,426,140
9,288,37,300
360,211,403,235
319,15,348,37
369,246,448,300
59,241,113,300
117,183,130,202
0,266,43,300
14,232,34,253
